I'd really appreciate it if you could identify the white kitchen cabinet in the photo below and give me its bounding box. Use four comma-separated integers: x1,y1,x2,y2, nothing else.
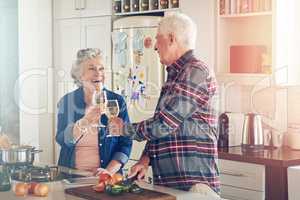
53,16,112,162
216,0,274,85
54,0,81,19
288,165,300,200
54,18,82,86
54,16,112,98
219,159,265,200
54,0,112,19
82,17,112,74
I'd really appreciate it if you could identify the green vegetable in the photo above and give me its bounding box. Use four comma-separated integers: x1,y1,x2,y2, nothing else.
129,183,143,194
106,184,125,195
105,185,112,193
105,183,143,195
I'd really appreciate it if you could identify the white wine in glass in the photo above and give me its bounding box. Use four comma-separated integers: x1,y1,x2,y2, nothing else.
106,100,119,119
92,86,106,128
106,100,120,137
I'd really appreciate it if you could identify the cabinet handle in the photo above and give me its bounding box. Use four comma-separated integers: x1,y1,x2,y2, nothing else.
74,0,79,10
221,170,245,177
81,0,86,10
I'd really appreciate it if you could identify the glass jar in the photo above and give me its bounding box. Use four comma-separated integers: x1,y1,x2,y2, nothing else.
0,165,11,192
170,0,179,8
132,0,140,12
141,0,149,11
151,0,159,10
160,0,169,9
123,0,131,12
114,0,122,13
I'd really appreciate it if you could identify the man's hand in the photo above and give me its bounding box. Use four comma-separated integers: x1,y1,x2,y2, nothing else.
108,117,124,136
128,163,149,181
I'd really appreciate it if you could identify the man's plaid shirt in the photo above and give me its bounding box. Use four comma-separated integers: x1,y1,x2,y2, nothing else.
124,50,220,194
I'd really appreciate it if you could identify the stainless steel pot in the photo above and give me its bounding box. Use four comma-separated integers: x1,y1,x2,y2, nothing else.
0,145,42,165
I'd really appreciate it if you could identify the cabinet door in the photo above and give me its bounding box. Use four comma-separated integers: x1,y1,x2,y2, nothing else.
54,0,81,19
219,159,265,191
221,185,265,200
54,0,111,19
80,0,112,17
54,18,83,86
81,16,112,89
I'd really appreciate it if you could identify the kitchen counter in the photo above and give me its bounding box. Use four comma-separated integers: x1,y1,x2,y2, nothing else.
0,180,222,200
219,146,300,167
219,146,300,200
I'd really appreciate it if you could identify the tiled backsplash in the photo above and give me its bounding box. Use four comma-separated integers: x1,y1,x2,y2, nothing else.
288,86,300,124
221,83,291,131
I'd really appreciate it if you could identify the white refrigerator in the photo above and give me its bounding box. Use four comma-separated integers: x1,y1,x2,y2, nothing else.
112,16,165,166
112,16,165,123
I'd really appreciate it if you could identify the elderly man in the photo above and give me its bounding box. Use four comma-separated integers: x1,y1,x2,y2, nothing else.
109,13,220,197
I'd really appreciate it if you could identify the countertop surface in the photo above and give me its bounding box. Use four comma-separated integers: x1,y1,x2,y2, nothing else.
218,146,300,167
0,180,222,200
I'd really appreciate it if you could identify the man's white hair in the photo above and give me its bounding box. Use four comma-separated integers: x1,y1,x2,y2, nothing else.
158,13,197,49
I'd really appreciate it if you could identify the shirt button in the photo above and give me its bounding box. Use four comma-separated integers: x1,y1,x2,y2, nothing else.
153,155,156,158
101,160,103,163
158,176,161,179
99,143,102,146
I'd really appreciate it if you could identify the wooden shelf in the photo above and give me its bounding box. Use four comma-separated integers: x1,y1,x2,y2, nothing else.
113,8,179,16
216,73,273,86
216,0,274,85
219,11,272,18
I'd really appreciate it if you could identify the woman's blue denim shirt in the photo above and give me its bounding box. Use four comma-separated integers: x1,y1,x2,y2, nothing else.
55,87,132,170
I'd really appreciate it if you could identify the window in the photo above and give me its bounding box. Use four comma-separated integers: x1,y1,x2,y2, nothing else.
0,0,19,143
276,0,300,85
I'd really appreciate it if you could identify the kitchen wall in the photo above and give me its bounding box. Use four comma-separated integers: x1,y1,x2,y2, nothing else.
288,86,300,125
18,0,53,164
220,80,300,133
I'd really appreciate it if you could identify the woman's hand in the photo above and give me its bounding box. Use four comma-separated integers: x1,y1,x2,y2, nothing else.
94,168,112,177
83,106,102,125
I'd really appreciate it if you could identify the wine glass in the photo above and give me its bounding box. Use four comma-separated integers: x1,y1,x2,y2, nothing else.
105,100,120,137
92,88,106,128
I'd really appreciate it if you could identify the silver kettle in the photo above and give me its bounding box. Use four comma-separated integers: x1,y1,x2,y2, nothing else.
241,113,264,151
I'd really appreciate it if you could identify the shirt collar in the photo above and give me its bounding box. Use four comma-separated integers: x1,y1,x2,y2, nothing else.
166,50,194,80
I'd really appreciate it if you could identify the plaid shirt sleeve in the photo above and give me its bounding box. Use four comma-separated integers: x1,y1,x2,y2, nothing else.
124,64,214,141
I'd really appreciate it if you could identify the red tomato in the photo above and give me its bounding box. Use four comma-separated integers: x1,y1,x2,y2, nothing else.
92,182,105,193
111,173,123,185
28,182,38,194
98,173,111,183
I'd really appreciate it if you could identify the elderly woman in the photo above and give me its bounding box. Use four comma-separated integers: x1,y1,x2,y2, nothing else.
56,48,132,175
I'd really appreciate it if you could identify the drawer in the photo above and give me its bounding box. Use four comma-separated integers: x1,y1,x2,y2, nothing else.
288,166,300,200
219,159,265,191
221,185,265,200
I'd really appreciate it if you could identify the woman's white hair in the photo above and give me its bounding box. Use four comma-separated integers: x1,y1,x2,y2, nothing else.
71,48,103,87
158,13,197,49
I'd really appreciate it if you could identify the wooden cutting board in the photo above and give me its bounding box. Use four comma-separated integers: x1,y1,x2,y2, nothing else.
65,185,176,200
